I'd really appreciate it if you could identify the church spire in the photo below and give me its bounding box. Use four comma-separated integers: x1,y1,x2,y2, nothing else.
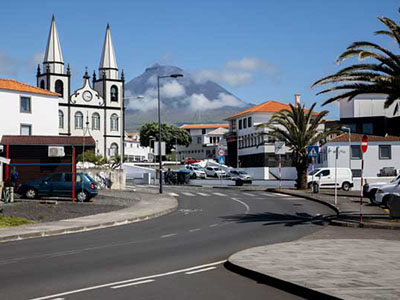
43,15,64,74
99,23,118,79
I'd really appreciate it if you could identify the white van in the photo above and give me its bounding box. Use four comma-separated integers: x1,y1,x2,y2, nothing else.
307,168,353,191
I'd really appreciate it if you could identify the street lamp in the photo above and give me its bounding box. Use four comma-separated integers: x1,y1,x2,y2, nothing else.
342,126,351,170
157,74,184,193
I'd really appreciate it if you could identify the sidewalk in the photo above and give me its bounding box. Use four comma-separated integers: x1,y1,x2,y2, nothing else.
0,187,177,243
267,188,400,230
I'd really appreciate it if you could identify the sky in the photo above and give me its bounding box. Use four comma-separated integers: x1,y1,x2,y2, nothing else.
0,0,399,119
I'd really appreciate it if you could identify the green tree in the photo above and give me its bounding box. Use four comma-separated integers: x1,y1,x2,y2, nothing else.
313,8,400,114
77,150,106,165
257,103,339,190
139,122,192,154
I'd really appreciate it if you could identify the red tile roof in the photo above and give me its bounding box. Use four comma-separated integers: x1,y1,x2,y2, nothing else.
1,135,95,146
180,124,229,129
225,100,318,120
0,79,60,97
329,133,400,143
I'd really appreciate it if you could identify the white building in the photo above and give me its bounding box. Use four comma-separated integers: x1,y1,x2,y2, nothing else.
0,79,59,139
35,17,124,158
177,124,229,161
124,132,152,162
318,133,400,178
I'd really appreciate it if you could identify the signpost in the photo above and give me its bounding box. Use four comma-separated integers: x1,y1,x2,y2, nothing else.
360,135,368,224
307,146,319,193
217,147,225,184
275,142,285,189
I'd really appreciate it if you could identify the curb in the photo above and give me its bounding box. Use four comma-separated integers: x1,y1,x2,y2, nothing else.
0,200,178,244
225,260,340,300
330,219,400,230
266,188,340,216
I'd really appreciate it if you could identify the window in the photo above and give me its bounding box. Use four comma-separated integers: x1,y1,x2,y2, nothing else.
75,112,83,129
92,113,100,130
351,145,362,159
40,80,45,89
379,145,391,160
110,114,119,131
362,123,373,134
197,137,201,144
110,143,119,156
231,120,236,130
49,173,63,182
110,85,118,102
202,129,206,134
20,96,31,113
20,124,31,135
320,170,330,177
55,80,64,97
248,117,252,128
239,119,242,130
243,118,247,129
58,110,64,128
347,123,356,132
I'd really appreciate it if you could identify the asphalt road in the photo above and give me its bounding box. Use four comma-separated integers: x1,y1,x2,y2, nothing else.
0,187,335,300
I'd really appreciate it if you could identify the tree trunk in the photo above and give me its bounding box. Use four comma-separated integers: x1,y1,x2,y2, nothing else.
296,165,308,190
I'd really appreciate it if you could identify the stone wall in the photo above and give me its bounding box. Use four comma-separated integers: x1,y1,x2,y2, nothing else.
78,168,126,190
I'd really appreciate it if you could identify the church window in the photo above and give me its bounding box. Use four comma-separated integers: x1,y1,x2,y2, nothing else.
110,114,119,131
59,110,64,129
55,80,64,97
40,80,45,89
92,113,100,130
110,85,118,102
110,143,119,156
75,111,83,129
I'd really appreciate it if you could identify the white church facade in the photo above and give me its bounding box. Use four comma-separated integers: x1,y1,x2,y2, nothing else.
36,16,125,159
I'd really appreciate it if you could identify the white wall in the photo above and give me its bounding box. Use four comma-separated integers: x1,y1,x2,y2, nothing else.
125,140,151,161
0,89,59,139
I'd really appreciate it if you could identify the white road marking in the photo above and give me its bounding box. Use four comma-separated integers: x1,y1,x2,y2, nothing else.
241,192,256,197
111,279,155,289
49,298,64,300
209,224,219,227
197,192,210,196
30,260,226,300
272,192,292,197
169,192,179,197
161,233,177,238
182,192,195,196
231,197,250,214
185,266,217,275
212,192,227,197
189,228,201,232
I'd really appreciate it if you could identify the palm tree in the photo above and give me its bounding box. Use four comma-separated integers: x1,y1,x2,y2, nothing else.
257,103,339,190
312,9,400,114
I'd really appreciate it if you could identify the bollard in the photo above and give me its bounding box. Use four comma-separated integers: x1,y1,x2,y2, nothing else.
10,187,14,203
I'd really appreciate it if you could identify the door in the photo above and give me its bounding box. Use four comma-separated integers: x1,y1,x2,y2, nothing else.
47,173,65,197
37,175,53,196
318,170,333,187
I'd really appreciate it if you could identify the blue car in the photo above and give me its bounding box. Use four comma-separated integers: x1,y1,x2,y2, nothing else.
17,172,98,202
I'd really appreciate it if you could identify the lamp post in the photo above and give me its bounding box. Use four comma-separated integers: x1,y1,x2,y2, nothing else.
157,74,184,194
342,126,351,170
149,136,155,167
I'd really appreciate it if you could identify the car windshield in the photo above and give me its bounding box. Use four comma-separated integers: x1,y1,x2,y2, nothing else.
308,169,321,176
238,171,248,175
391,174,400,183
193,167,200,170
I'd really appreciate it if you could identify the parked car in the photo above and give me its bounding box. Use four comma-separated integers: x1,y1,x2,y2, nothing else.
374,183,400,207
17,172,98,202
307,168,353,191
184,157,201,165
363,173,400,204
228,170,252,183
185,165,206,179
205,166,226,178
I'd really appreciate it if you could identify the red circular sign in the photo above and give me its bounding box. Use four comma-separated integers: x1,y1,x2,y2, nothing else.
361,135,368,153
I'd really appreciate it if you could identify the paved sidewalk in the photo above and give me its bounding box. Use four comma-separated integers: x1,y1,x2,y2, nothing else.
0,187,177,243
268,188,400,229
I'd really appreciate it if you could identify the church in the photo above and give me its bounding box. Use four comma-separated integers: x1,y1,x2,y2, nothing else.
36,16,125,159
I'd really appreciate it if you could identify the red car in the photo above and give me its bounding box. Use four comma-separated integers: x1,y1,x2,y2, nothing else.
184,157,201,164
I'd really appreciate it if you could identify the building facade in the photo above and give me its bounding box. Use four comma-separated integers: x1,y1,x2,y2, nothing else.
177,124,228,161
124,132,152,162
36,17,125,158
0,79,59,139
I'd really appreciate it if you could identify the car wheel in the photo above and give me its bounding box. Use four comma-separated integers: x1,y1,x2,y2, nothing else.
342,182,351,191
192,173,197,179
383,195,393,208
76,191,88,202
214,173,218,178
369,190,377,205
25,188,37,199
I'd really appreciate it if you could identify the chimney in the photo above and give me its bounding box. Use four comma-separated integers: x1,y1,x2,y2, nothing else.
294,94,301,107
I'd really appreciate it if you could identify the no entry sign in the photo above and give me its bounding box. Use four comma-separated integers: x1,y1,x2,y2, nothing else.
361,135,368,153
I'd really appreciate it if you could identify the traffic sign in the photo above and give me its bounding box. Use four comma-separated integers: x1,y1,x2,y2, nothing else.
361,135,368,153
218,148,225,157
274,141,285,155
307,146,319,157
218,156,225,164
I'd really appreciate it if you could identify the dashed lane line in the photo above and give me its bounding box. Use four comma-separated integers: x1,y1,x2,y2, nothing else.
169,192,179,197
189,228,201,232
161,233,177,238
272,192,292,197
212,192,227,197
185,266,217,275
110,279,155,289
29,260,226,300
241,192,256,197
182,192,195,196
197,192,210,196
209,224,219,227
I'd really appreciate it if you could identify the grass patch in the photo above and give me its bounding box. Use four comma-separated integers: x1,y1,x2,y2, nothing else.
0,215,34,228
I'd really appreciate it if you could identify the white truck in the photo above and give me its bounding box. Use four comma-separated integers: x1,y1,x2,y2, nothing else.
307,168,353,191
